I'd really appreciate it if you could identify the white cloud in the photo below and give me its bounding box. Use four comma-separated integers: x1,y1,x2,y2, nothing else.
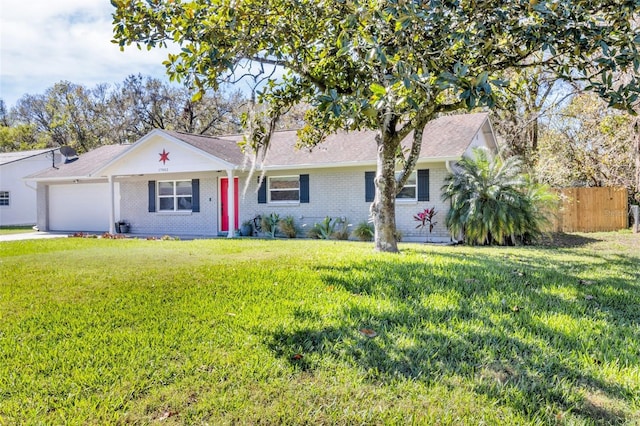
1,0,174,108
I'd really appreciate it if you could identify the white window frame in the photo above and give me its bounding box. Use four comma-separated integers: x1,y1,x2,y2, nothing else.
0,191,9,207
395,170,417,202
268,175,300,204
157,180,192,212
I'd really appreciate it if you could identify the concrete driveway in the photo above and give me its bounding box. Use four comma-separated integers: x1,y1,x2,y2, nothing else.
0,232,69,242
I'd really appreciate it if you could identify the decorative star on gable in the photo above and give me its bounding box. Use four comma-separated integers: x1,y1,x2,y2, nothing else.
159,149,170,164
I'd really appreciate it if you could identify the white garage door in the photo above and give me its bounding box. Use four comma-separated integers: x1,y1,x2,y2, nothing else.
49,183,114,232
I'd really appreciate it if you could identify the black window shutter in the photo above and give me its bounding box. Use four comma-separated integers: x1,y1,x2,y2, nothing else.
257,177,267,204
300,174,309,203
191,179,200,212
365,171,375,202
417,169,430,201
148,181,156,212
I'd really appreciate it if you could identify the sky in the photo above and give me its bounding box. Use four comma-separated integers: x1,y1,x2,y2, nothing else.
0,0,174,110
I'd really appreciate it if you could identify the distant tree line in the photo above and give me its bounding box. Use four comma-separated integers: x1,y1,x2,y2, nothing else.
0,73,637,203
0,74,252,153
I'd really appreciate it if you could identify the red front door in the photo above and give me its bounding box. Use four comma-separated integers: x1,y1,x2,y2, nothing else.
220,177,239,232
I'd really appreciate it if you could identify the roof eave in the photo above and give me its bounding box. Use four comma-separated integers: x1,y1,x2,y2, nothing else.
260,156,461,171
24,175,106,183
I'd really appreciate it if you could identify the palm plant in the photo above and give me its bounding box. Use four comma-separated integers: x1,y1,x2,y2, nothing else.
441,148,557,245
352,221,374,241
261,213,280,238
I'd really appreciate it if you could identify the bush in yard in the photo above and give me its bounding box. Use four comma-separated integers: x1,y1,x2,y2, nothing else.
278,215,297,238
352,221,374,242
309,216,336,239
413,207,438,242
332,218,350,240
442,148,557,245
261,213,280,238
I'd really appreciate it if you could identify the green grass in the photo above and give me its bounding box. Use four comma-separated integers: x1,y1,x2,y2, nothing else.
0,226,35,235
1,232,638,424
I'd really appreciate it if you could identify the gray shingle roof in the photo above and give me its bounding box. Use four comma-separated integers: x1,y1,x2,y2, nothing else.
27,113,491,179
215,112,490,168
26,145,130,179
163,131,247,164
416,112,492,158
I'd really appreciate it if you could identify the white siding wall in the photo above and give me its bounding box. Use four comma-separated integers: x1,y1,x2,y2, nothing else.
0,153,59,226
463,128,491,157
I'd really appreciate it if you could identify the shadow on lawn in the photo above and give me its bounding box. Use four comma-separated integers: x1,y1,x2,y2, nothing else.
265,248,639,424
535,232,603,248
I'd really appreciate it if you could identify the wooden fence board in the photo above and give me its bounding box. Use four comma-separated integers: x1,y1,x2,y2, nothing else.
552,187,628,232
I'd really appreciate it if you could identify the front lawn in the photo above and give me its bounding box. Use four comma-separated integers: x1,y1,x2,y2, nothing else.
1,233,638,424
0,226,35,235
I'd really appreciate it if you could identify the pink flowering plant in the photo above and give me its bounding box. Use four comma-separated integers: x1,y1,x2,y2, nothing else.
414,207,438,239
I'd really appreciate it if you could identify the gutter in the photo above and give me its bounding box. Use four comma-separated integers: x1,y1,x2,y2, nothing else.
23,180,37,191
260,156,462,171
23,176,106,183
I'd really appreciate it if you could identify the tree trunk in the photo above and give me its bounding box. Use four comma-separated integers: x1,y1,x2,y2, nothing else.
371,131,400,252
635,117,640,204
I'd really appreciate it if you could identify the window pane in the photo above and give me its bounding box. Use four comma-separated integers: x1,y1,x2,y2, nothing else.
177,196,192,210
397,187,416,199
159,197,174,210
0,191,8,206
158,182,174,196
176,181,192,196
270,177,299,190
395,171,417,200
395,171,416,185
271,190,300,202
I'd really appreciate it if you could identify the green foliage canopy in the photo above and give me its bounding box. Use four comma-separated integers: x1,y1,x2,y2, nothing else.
112,0,640,130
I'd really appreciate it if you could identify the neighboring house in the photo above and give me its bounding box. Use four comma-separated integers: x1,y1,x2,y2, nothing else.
0,148,61,226
26,113,497,241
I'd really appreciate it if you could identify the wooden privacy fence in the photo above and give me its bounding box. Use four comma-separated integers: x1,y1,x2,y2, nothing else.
551,187,628,233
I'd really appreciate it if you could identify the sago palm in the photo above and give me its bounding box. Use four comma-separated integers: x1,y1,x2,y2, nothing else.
442,148,556,245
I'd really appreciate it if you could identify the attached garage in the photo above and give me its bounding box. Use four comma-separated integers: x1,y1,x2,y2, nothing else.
48,182,118,232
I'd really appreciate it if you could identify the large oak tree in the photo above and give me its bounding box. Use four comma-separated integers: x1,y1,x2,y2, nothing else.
112,0,639,252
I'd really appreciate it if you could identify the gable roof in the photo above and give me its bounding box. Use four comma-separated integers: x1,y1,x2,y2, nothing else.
415,112,494,158
223,112,492,169
0,148,59,166
162,131,247,165
27,112,493,179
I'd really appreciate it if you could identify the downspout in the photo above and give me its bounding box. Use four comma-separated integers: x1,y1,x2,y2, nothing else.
23,180,37,191
445,160,461,243
226,169,235,238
